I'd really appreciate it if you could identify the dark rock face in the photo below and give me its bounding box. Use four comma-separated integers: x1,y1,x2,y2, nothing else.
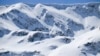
28,32,50,42
44,13,55,26
12,31,28,36
65,29,74,37
67,19,84,31
0,51,44,56
0,28,10,37
59,37,72,44
0,13,9,20
90,27,95,30
81,41,100,55
49,45,58,50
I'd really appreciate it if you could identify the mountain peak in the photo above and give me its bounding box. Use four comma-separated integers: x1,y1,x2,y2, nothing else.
10,3,29,9
36,3,44,7
34,3,45,9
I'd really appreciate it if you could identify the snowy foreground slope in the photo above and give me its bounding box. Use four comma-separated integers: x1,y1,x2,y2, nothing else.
0,2,100,56
48,28,100,56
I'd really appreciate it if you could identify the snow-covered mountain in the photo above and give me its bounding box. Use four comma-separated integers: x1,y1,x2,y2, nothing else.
0,2,100,56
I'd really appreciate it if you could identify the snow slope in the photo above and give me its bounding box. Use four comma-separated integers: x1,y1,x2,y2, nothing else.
48,28,100,56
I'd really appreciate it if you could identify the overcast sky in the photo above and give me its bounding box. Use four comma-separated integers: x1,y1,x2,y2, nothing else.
0,0,100,5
